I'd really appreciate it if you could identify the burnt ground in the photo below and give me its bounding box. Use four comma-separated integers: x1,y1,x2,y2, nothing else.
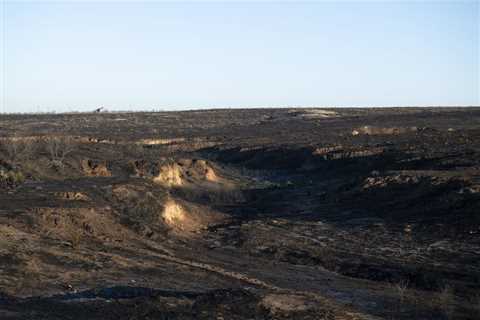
0,107,479,319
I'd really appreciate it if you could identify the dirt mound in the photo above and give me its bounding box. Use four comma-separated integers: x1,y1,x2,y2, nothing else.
162,201,195,231
107,188,165,239
109,184,225,236
81,160,111,177
33,207,128,245
154,163,184,186
154,159,224,187
161,199,225,234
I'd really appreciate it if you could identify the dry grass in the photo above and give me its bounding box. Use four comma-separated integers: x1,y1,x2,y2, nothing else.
14,258,41,296
67,224,83,249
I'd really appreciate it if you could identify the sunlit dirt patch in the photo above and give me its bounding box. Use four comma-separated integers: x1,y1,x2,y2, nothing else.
136,138,185,145
154,163,184,186
154,159,227,187
352,126,418,136
161,200,225,235
288,109,339,119
162,201,190,229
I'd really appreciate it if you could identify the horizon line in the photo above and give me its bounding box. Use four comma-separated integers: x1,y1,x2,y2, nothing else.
2,105,480,115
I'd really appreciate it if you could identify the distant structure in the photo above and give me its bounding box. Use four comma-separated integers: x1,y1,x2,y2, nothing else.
93,107,104,113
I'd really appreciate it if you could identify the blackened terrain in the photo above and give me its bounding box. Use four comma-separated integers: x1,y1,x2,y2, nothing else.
0,108,479,319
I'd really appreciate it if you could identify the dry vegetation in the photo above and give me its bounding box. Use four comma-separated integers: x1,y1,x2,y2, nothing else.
44,136,76,168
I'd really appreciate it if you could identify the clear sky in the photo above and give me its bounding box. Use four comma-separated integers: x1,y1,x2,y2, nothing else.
0,1,478,113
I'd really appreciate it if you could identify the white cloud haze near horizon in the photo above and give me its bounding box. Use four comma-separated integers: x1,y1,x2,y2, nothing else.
0,1,479,113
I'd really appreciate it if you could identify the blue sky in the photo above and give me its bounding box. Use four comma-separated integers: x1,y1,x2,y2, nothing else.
0,1,478,112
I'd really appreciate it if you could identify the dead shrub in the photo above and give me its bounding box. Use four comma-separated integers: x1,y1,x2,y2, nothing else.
44,136,76,168
436,284,455,318
391,280,409,303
